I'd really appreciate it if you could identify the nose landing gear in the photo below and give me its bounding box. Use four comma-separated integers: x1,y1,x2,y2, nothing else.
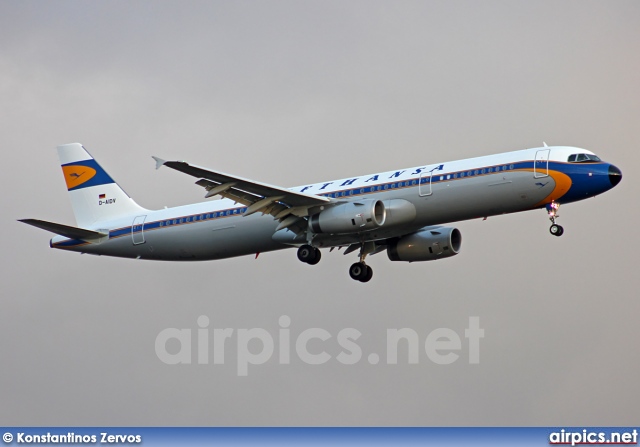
547,202,564,237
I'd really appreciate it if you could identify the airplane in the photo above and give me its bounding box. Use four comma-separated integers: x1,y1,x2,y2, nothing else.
20,143,622,282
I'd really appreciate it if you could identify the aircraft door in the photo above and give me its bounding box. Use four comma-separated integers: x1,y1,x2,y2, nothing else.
534,149,550,178
132,215,146,245
418,171,433,196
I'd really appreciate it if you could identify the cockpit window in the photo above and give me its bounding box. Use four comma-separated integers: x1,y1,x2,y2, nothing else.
567,153,601,163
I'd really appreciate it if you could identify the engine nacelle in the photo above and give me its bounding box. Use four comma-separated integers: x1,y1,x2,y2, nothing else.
383,199,417,227
309,200,386,234
387,227,462,262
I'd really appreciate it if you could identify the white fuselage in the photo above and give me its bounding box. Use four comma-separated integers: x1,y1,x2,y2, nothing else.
49,146,619,261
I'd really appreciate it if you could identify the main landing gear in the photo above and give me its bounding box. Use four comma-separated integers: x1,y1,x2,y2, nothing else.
349,262,373,283
547,202,564,237
296,242,375,283
297,244,321,265
348,241,376,283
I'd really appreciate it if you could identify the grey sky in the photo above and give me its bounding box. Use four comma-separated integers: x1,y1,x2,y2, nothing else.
1,0,639,426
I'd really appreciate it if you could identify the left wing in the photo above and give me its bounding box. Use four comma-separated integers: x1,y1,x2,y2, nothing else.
153,157,332,229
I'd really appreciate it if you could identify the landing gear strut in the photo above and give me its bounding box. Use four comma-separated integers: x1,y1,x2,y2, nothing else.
547,202,564,237
297,244,321,265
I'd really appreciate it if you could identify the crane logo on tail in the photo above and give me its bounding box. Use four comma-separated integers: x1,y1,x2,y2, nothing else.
62,165,97,190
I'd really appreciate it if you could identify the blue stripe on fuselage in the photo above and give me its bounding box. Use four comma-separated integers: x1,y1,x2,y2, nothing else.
105,160,534,241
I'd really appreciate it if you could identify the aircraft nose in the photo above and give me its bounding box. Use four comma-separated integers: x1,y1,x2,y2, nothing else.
608,164,622,187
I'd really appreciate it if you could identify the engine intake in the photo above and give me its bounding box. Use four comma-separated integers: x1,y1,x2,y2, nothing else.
387,227,462,262
310,200,386,234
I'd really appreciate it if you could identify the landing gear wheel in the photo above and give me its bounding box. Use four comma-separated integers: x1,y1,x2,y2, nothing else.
297,245,319,264
359,265,373,283
550,224,564,237
307,248,321,265
298,245,316,263
349,262,369,281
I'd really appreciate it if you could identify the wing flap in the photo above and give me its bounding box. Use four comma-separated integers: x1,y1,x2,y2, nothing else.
195,179,259,206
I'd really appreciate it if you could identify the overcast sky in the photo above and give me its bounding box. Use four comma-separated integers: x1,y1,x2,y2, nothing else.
1,0,639,426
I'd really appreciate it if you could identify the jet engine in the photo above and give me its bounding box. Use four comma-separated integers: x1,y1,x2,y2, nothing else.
309,199,386,234
387,227,462,262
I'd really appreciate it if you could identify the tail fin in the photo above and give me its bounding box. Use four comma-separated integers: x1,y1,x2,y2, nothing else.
58,143,147,227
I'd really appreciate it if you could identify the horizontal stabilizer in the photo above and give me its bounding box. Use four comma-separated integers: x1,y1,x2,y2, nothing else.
19,219,108,241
